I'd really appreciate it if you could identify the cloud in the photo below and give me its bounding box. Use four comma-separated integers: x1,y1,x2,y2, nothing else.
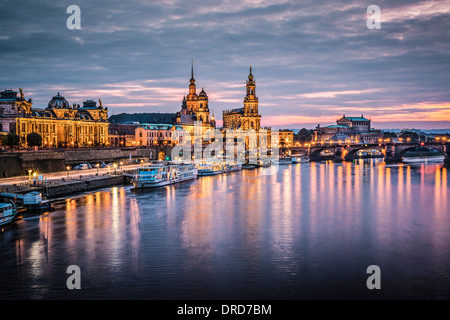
0,0,449,129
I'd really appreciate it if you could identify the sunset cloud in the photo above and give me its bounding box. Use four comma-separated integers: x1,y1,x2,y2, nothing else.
0,0,449,129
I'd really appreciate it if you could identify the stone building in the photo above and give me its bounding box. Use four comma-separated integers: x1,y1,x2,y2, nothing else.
0,89,109,147
135,124,185,146
313,115,382,144
108,62,216,138
108,123,138,147
279,130,294,148
222,67,261,131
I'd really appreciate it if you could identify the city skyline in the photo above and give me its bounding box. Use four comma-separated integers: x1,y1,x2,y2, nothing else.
1,0,449,129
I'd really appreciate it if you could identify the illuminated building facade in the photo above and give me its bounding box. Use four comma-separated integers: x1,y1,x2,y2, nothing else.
313,115,382,144
222,67,261,131
0,89,109,147
135,124,185,146
109,63,216,139
108,123,137,147
279,130,294,148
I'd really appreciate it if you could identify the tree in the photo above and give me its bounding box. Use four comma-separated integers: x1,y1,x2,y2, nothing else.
26,132,43,147
400,131,419,142
383,131,398,139
295,128,313,143
0,134,7,146
6,133,20,148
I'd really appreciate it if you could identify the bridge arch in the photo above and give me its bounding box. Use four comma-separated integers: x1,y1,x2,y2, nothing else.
394,145,447,162
343,146,385,161
309,147,335,160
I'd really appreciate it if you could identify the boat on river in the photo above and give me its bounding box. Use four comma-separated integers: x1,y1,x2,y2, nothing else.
272,157,292,165
291,155,310,163
197,161,224,176
131,164,178,189
257,158,271,167
224,162,242,173
402,155,445,163
0,191,52,213
176,163,198,182
242,163,257,169
0,202,18,226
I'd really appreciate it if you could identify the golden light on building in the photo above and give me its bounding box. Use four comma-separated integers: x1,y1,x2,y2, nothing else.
0,90,109,148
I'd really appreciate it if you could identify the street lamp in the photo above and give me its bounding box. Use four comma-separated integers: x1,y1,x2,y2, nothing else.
28,169,32,182
96,163,100,175
67,166,70,178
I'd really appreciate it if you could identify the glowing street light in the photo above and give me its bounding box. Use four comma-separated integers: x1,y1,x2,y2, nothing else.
67,166,71,178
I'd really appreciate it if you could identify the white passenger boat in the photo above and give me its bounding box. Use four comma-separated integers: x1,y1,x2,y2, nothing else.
272,157,292,165
0,191,52,212
0,202,18,226
131,164,178,189
197,161,224,176
291,155,310,163
257,159,271,167
402,155,445,163
224,163,242,173
176,163,198,182
242,163,257,169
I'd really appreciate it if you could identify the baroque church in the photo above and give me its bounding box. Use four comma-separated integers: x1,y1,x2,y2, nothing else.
109,62,216,136
222,66,261,131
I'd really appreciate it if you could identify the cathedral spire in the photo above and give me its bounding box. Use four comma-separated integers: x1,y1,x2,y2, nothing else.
190,60,195,84
248,65,254,81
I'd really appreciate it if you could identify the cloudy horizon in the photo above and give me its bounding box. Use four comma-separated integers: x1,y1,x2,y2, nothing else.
1,0,449,130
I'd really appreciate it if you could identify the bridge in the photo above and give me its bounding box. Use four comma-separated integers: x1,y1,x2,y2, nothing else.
147,142,450,165
286,142,450,164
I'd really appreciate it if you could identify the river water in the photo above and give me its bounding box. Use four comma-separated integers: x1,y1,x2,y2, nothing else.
1,159,449,299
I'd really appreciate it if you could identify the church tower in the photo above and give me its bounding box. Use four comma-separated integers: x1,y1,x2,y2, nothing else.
180,61,213,127
242,66,261,130
186,60,199,114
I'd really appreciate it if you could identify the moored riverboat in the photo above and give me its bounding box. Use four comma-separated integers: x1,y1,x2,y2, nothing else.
0,202,18,226
131,164,178,189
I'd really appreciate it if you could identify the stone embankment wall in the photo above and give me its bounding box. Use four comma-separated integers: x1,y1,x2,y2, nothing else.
0,147,161,178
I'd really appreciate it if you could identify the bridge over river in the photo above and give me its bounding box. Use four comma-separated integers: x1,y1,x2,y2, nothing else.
286,142,450,163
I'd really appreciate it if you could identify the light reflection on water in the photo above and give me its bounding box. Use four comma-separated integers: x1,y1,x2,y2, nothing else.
0,159,449,299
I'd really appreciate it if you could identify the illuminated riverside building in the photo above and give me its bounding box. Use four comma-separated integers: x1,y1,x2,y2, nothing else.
221,67,271,150
109,62,216,138
279,130,294,148
135,123,185,146
0,89,109,147
222,67,261,131
313,115,382,144
108,123,137,147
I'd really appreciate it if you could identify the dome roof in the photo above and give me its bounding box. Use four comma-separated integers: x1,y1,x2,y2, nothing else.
48,92,69,109
198,87,208,100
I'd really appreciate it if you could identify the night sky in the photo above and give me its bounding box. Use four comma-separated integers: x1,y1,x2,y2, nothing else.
1,0,449,129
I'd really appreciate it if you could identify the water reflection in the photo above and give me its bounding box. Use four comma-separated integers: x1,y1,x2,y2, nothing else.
0,160,449,299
